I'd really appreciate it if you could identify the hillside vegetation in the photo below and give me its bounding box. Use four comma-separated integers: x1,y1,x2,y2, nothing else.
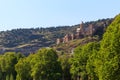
70,14,120,80
0,14,119,80
0,18,112,55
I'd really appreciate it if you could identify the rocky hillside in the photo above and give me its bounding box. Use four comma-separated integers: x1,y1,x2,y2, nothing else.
0,18,113,55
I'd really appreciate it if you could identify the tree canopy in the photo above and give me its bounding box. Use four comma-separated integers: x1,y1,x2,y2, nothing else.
94,14,120,80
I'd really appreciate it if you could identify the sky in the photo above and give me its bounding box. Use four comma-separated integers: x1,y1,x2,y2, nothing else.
0,0,119,31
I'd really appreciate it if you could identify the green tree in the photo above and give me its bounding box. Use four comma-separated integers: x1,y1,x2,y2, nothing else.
58,54,71,80
70,42,99,80
31,48,62,80
15,53,33,80
1,52,18,80
15,58,32,80
86,42,100,80
95,14,120,80
0,52,24,80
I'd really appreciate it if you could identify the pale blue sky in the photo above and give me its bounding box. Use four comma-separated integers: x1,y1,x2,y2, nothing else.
0,0,119,31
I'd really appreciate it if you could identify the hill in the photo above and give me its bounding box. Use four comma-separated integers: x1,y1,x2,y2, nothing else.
0,18,113,55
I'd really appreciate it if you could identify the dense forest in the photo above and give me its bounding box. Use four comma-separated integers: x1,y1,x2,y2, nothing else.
0,14,119,80
0,18,112,55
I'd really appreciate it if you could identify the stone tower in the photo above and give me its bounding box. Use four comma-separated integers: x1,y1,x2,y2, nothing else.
89,24,94,36
76,22,84,38
80,21,84,32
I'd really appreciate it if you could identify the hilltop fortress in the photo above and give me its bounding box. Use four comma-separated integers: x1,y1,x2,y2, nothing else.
56,22,97,44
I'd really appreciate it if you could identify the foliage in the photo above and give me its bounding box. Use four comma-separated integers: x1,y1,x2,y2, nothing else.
70,42,100,80
0,15,119,80
15,57,32,80
30,48,62,80
58,54,71,80
94,14,120,80
15,48,62,80
0,52,24,80
69,14,120,80
86,42,100,80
